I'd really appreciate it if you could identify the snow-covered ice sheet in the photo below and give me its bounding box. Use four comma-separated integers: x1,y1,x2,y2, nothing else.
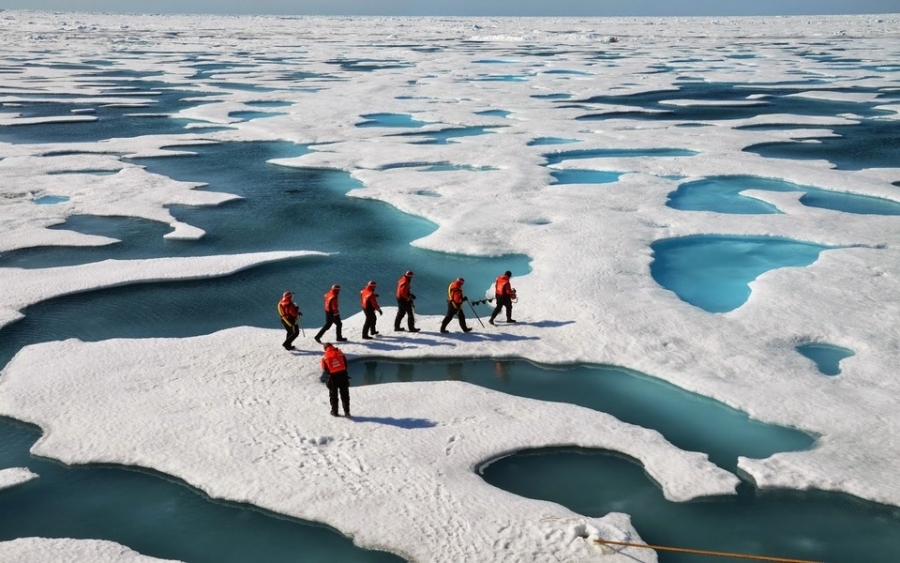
0,538,181,563
0,466,37,491
1,9,900,562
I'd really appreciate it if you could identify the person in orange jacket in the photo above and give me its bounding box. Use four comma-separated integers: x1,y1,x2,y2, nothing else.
314,284,346,343
440,277,472,333
489,270,517,325
360,280,382,340
321,342,350,417
394,270,420,332
277,291,302,350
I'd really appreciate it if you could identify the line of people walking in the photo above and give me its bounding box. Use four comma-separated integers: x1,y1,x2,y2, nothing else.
280,270,518,349
280,270,518,417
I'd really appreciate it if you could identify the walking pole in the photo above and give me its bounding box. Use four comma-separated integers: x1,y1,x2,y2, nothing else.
298,317,306,337
466,298,486,328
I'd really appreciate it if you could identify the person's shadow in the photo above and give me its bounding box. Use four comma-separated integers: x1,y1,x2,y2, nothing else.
345,416,436,429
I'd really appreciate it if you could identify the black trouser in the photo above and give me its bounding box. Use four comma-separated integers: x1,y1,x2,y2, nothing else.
326,370,350,415
395,298,416,330
315,312,343,341
441,302,468,331
281,319,299,348
490,295,513,322
363,308,378,337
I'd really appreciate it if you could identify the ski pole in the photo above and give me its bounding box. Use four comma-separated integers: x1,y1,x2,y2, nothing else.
466,298,485,328
298,317,306,337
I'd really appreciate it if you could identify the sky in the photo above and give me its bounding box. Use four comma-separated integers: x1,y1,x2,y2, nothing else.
3,0,898,17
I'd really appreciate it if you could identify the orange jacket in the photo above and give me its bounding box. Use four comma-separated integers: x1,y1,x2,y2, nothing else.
396,275,412,300
324,289,340,314
494,274,512,297
447,280,464,306
278,298,299,324
321,346,347,373
361,286,381,311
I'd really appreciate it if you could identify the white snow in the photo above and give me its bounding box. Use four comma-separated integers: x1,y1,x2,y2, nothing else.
0,466,37,491
1,8,900,563
0,538,180,563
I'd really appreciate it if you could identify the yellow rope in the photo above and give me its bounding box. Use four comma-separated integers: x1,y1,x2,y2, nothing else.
593,538,824,563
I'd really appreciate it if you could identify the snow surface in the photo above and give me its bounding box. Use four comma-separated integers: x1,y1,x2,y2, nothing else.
1,9,900,563
0,538,179,563
0,466,37,491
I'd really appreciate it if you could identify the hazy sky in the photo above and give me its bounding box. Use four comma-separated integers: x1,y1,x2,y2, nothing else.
5,0,899,17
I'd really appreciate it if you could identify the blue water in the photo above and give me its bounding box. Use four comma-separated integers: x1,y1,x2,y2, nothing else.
3,39,897,563
570,82,894,124
0,417,401,563
0,140,531,369
527,137,579,146
550,169,623,185
474,109,510,118
650,235,833,313
744,120,900,170
351,360,813,473
796,343,855,376
668,175,900,215
0,81,222,145
530,93,572,100
356,113,431,128
481,449,900,563
32,195,70,205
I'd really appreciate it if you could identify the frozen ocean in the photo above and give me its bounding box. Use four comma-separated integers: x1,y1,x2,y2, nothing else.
1,9,900,563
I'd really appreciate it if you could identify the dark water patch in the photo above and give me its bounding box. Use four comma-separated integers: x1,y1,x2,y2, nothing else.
0,417,403,563
531,93,571,100
744,120,900,171
357,113,431,128
228,110,286,121
550,169,623,185
650,235,834,313
527,137,579,146
796,343,855,376
668,175,900,215
573,82,891,123
354,360,813,473
0,85,222,144
482,448,900,563
325,58,413,71
544,148,697,166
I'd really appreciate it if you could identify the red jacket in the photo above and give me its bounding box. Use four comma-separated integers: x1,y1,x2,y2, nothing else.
324,289,340,314
278,298,299,324
447,280,464,306
361,286,381,311
396,275,412,300
494,274,512,297
321,347,347,374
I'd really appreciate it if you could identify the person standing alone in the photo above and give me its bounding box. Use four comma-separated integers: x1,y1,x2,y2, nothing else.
394,270,420,332
321,342,350,417
489,270,517,325
440,277,472,333
360,280,382,339
277,291,302,350
315,284,346,343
